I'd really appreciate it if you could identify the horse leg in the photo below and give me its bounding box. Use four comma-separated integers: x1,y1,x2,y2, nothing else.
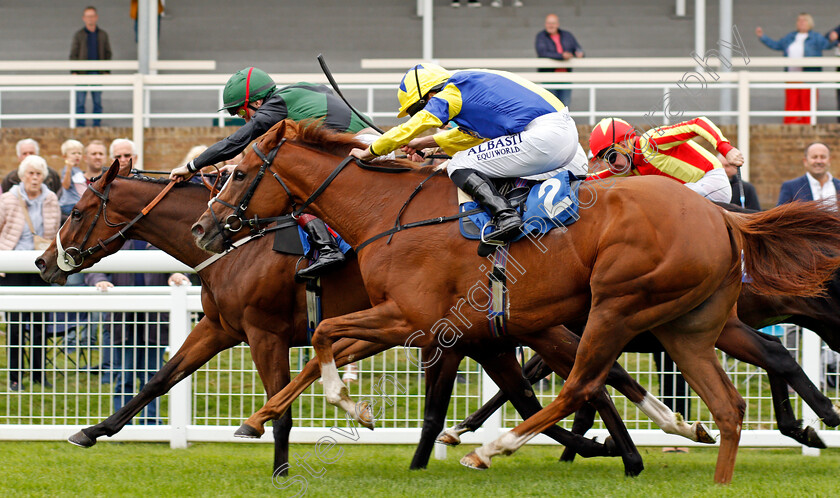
410,347,463,470
237,338,390,437
69,318,240,447
437,354,552,446
460,316,628,471
655,327,745,484
715,321,836,447
559,404,597,463
522,333,642,476
246,329,293,475
309,301,413,428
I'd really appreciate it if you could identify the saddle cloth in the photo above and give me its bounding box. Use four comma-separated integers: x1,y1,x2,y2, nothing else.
459,170,580,241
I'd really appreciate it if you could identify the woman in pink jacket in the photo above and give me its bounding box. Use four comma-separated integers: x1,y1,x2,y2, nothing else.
1,155,60,392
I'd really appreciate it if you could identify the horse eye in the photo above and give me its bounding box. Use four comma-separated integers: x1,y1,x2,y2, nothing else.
234,171,246,181
71,209,82,220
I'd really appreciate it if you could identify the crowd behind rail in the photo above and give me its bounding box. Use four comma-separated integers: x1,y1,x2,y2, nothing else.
2,5,840,453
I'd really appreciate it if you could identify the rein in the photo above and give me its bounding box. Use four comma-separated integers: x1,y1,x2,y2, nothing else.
57,178,176,271
221,139,473,255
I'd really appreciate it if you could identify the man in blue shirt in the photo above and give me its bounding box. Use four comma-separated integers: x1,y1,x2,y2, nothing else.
535,14,584,107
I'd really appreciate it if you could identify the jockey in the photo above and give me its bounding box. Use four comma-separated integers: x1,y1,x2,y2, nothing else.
587,116,743,203
349,63,588,243
170,67,375,279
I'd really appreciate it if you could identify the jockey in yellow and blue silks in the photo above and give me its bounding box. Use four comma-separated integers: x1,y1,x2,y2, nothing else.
350,63,587,243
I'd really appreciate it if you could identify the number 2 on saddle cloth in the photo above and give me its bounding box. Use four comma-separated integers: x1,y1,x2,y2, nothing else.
459,170,582,242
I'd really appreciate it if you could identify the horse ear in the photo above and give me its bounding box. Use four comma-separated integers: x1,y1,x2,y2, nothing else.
102,158,120,185
281,119,300,141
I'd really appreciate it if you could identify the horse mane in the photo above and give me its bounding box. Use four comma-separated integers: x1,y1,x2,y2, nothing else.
285,119,439,177
118,172,228,189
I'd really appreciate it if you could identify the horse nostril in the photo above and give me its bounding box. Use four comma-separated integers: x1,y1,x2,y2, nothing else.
191,223,205,238
35,258,46,272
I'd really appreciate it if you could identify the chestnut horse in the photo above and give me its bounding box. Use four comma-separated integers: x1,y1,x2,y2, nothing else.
193,120,840,483
37,162,691,475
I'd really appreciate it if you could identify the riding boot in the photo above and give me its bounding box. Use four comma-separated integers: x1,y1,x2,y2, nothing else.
452,170,523,243
296,216,346,280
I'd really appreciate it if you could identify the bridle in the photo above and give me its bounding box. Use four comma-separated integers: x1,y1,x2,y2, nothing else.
56,176,176,272
207,138,367,250
204,138,288,250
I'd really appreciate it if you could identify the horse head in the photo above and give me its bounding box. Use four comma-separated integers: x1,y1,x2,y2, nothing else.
192,119,343,254
37,159,137,284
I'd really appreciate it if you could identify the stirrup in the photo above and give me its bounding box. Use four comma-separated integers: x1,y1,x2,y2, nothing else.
479,221,508,246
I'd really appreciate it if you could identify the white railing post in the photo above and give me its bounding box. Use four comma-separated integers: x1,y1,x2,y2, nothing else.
737,71,750,180
588,87,596,125
132,73,145,169
168,284,192,449
810,86,817,125
480,366,502,443
801,328,822,457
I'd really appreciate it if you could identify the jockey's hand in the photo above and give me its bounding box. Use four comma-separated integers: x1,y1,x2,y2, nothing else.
349,147,375,162
726,148,745,167
169,161,195,182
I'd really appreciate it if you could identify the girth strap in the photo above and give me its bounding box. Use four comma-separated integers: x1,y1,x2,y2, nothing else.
488,243,511,338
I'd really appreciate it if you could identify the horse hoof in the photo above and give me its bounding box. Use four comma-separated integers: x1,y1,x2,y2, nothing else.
460,451,489,470
356,402,375,431
693,422,716,444
435,430,461,446
68,430,96,448
802,426,827,449
623,455,645,477
234,423,263,439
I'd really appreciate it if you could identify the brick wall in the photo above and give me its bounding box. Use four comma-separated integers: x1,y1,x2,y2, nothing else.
3,124,838,209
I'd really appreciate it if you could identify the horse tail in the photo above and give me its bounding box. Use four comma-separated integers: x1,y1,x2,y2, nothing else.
719,201,840,297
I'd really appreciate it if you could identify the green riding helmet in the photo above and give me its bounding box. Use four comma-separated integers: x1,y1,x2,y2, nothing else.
219,67,277,114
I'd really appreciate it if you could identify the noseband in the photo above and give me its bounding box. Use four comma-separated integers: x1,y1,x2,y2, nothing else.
57,177,176,271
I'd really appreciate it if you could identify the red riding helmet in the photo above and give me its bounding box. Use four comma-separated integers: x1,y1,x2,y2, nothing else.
589,118,636,158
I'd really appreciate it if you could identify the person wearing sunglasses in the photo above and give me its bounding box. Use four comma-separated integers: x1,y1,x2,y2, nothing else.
349,63,588,243
170,67,375,279
587,116,743,203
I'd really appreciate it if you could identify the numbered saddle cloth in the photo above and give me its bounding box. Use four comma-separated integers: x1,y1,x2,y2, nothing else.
459,170,580,241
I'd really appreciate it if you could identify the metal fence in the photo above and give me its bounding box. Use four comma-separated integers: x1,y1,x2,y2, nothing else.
1,285,838,454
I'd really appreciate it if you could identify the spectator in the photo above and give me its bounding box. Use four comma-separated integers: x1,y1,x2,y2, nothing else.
70,6,112,127
86,242,190,425
77,139,136,382
719,152,761,210
110,138,137,170
2,139,62,194
490,0,523,6
777,142,838,208
0,155,61,392
130,0,164,43
58,139,86,220
451,0,481,7
535,14,584,108
756,13,838,124
57,140,108,217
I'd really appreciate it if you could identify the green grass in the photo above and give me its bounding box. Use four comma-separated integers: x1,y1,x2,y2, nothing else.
1,442,838,497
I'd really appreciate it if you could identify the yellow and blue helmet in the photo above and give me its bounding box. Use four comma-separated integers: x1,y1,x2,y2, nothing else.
396,63,452,118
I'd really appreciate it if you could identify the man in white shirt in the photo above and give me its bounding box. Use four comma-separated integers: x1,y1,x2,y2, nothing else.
777,142,839,209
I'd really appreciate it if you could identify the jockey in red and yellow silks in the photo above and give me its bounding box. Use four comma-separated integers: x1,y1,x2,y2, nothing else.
588,116,744,203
